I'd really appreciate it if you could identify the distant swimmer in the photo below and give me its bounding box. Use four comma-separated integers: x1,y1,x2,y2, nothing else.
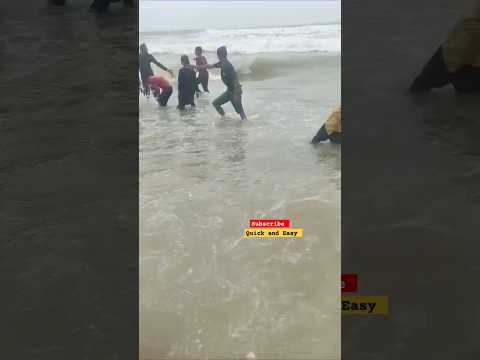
194,46,210,93
203,46,247,120
177,55,197,110
139,43,173,97
311,106,341,144
149,76,173,107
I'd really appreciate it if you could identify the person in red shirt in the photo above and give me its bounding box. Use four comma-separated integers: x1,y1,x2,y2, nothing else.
139,43,173,97
194,46,210,93
148,75,173,107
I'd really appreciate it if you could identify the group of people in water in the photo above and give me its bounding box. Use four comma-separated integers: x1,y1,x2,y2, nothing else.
139,44,247,120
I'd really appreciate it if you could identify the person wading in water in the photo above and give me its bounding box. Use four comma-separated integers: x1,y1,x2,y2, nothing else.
201,46,247,120
139,43,173,97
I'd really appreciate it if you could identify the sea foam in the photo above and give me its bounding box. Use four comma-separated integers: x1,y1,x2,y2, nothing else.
141,23,341,55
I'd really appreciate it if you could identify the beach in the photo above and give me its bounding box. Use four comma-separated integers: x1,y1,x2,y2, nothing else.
139,3,341,359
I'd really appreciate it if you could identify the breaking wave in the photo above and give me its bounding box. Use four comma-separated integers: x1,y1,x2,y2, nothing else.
235,53,340,81
140,23,341,55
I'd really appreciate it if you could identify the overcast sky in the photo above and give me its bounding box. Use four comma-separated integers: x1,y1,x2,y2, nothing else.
140,1,341,32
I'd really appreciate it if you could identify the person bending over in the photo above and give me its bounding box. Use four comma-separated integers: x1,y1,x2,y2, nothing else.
177,55,197,110
139,43,173,97
203,46,247,120
149,76,173,107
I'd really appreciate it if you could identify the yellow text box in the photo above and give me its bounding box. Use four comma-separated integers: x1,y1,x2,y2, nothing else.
342,296,389,315
244,228,303,238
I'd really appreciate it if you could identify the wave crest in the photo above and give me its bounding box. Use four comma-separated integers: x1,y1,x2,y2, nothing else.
235,54,340,81
141,23,341,55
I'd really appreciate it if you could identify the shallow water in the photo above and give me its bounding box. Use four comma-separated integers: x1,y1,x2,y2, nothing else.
140,53,341,359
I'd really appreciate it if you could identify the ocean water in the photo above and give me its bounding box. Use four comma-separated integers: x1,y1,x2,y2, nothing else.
140,3,341,359
142,23,340,55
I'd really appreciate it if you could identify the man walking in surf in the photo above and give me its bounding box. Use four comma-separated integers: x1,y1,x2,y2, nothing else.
202,46,247,120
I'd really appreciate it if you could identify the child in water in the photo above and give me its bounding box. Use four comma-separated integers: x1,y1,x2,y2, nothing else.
177,55,197,110
194,46,209,93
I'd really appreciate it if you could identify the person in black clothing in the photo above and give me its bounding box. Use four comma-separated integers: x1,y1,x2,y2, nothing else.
204,46,247,120
139,43,173,97
177,55,197,110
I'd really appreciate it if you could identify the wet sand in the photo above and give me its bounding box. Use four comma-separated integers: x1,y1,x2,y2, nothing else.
343,0,480,359
1,2,138,358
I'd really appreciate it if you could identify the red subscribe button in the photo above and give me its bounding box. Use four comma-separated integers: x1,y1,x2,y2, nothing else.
342,274,358,293
249,219,290,228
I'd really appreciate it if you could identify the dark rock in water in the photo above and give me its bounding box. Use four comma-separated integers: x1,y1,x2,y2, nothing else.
451,66,480,93
409,47,452,93
410,47,480,94
329,133,342,144
312,107,342,144
311,124,330,145
311,125,342,145
410,3,480,94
